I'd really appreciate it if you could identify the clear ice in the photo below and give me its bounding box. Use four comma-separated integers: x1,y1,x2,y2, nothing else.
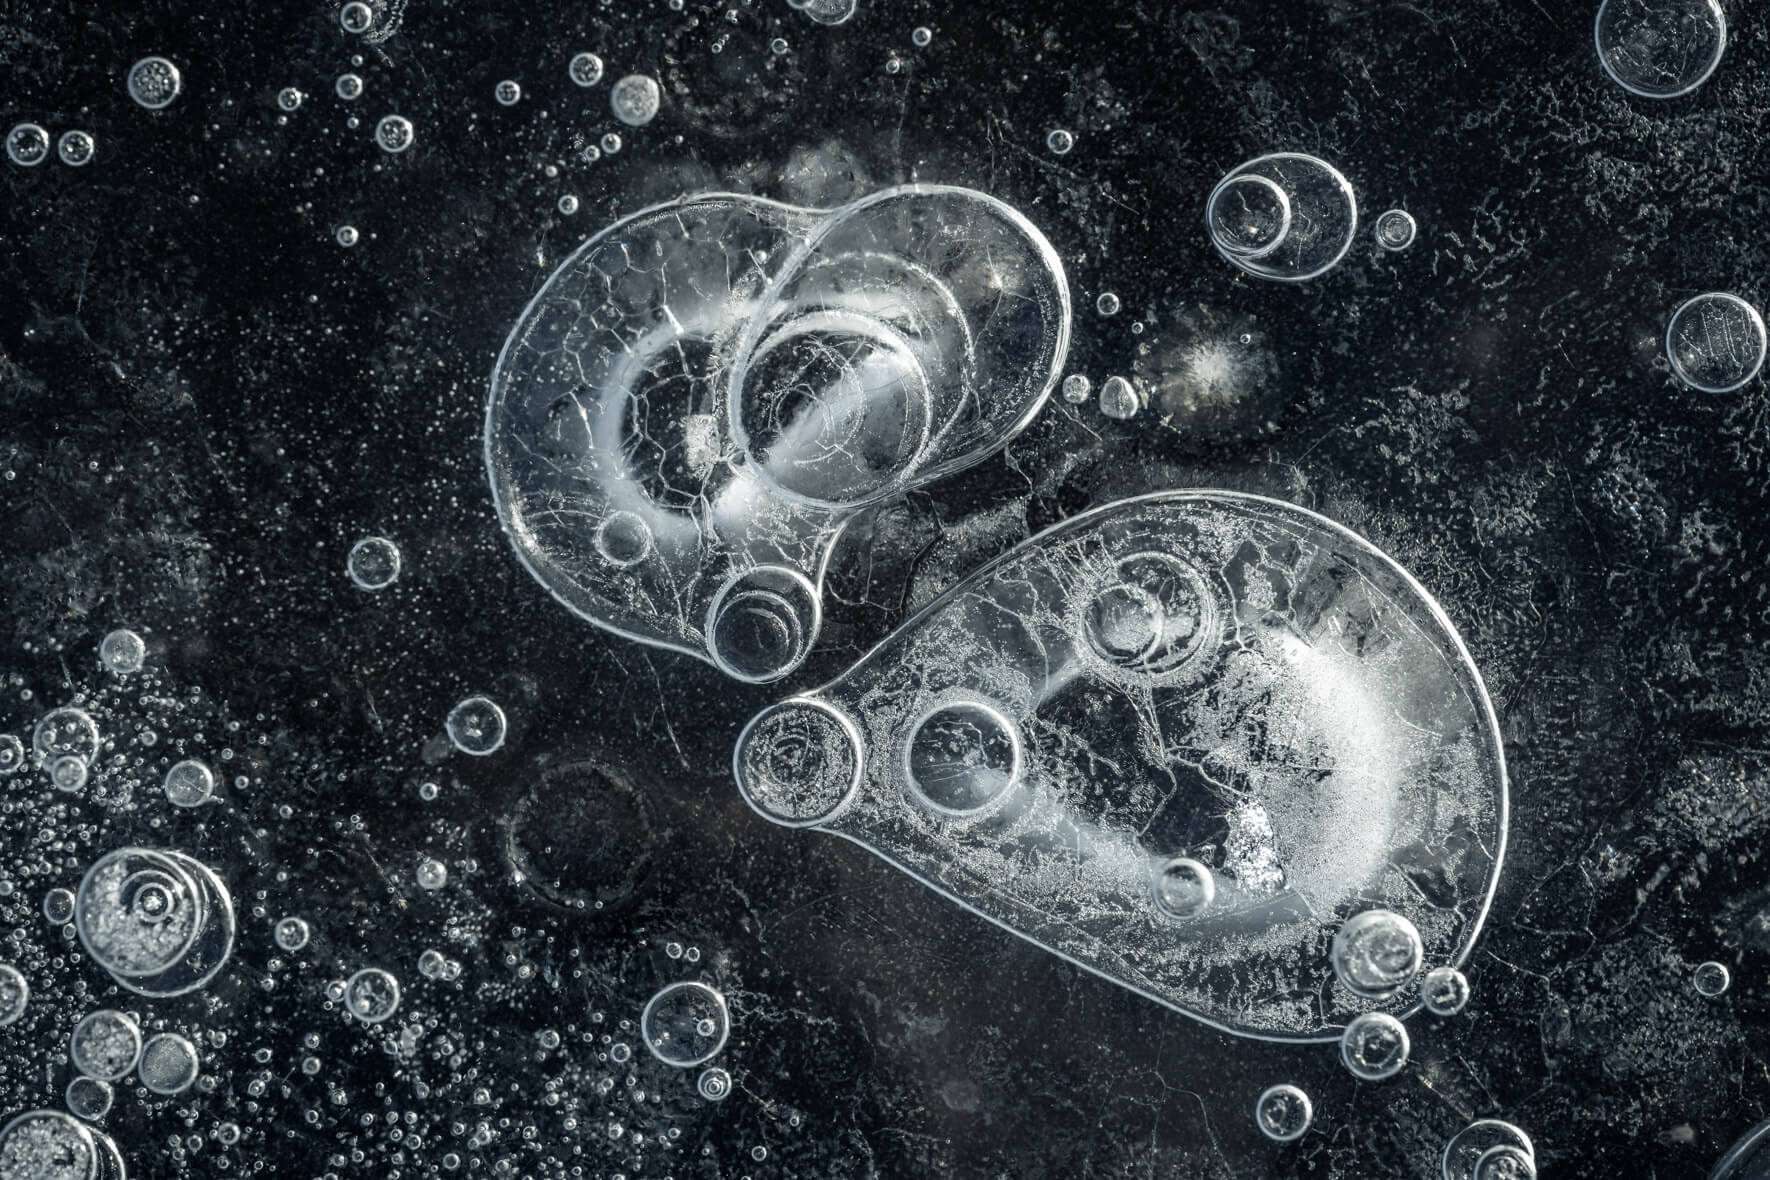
485,185,1071,682
735,491,1507,1040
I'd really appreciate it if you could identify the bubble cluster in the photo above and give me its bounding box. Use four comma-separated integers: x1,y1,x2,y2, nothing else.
98,629,145,674
1340,1012,1409,1080
446,695,506,756
640,982,730,1067
127,56,182,110
5,123,50,167
0,1110,119,1180
1666,292,1766,393
33,707,99,767
347,536,401,589
1254,1084,1313,1142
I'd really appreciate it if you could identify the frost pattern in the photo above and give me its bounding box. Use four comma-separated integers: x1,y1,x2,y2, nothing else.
486,186,1070,681
736,491,1508,1040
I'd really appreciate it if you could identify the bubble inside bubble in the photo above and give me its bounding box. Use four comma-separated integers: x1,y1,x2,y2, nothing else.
696,1066,732,1101
1331,908,1424,998
1046,128,1074,155
277,87,304,112
415,858,448,890
736,700,862,827
1207,154,1357,283
335,74,364,101
49,757,88,793
1339,1011,1410,1081
1473,1146,1537,1180
641,982,730,1067
1375,209,1417,251
1666,292,1766,394
1595,0,1725,99
56,131,94,168
375,114,414,153
1442,1119,1536,1180
494,79,522,106
569,52,605,87
1207,174,1292,261
1061,374,1092,404
0,736,23,776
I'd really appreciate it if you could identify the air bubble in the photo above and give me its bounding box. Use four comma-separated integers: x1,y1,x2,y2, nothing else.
1694,960,1731,997
139,1033,199,1095
75,847,237,997
1151,858,1215,920
56,131,95,168
1096,291,1122,317
600,131,622,155
49,756,89,793
609,75,662,127
1666,292,1766,393
277,87,304,112
64,1076,113,1121
800,0,857,25
1421,965,1471,1015
1207,154,1357,282
127,57,182,110
557,194,579,216
640,982,730,1067
415,858,448,890
911,26,932,46
347,536,400,589
33,707,99,766
335,74,364,101
568,52,605,87
273,917,310,951
1339,1012,1409,1081
336,225,359,247
696,1067,732,1101
374,114,414,153
0,1111,103,1180
0,735,23,775
43,889,75,925
99,630,145,673
1045,128,1074,155
0,965,28,1026
1098,375,1140,419
5,124,50,167
340,1,374,34
1474,1146,1536,1180
494,79,522,106
344,967,401,1023
446,695,506,756
163,760,215,808
1331,909,1423,998
1254,1084,1312,1142
1595,0,1725,99
1061,374,1092,404
70,1010,142,1081
1374,208,1417,251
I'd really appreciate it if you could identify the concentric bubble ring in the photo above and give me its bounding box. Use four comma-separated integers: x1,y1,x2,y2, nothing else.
75,848,236,997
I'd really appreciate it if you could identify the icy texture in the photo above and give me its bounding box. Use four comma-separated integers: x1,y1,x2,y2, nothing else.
736,491,1507,1040
486,186,1070,682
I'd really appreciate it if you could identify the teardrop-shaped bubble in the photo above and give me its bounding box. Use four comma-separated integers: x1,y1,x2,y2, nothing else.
487,186,1069,682
735,491,1507,1041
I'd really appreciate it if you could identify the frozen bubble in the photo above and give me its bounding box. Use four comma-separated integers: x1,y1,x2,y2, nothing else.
273,916,310,951
1061,374,1092,404
335,73,364,101
1045,128,1074,155
1694,959,1731,997
34,707,99,766
487,186,1070,681
1208,154,1357,282
599,131,622,155
415,857,448,890
70,1010,142,1082
0,965,28,1026
347,536,400,589
801,0,858,25
56,131,94,168
557,194,579,216
75,847,237,997
737,492,1508,1039
1096,292,1122,317
340,1,374,33
0,1110,98,1180
1374,208,1417,251
1151,857,1215,920
1595,0,1725,99
345,967,401,1022
163,760,214,808
696,1066,732,1101
1666,292,1766,394
127,57,182,110
98,630,145,674
494,79,522,106
1098,375,1140,419
374,114,414,153
446,695,506,756
63,1077,112,1122
277,87,304,112
1421,965,1471,1015
49,757,88,793
569,52,605,87
1474,1146,1536,1180
1339,1011,1409,1080
0,736,23,776
5,124,50,167
1331,908,1423,998
911,25,932,46
417,780,440,801
417,948,446,978
641,982,730,1067
1711,1118,1770,1180
335,225,359,248
609,75,661,126
1254,1083,1313,1142
138,1033,199,1095
43,889,75,926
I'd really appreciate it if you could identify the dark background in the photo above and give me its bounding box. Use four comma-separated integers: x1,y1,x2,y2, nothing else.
4,0,1770,1176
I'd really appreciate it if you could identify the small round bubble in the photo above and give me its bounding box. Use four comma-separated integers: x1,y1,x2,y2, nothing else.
557,194,579,216
911,26,933,46
1421,965,1471,1015
163,759,215,808
339,1,374,34
417,949,446,978
70,1009,142,1081
1694,960,1731,997
1254,1084,1312,1142
446,695,506,756
1151,857,1215,919
1098,376,1140,420
347,536,400,589
43,888,75,925
0,965,28,1026
64,1076,112,1121
494,79,522,106
696,1067,732,1101
6,123,51,166
335,225,359,248
1375,209,1417,251
1339,1012,1410,1081
56,131,95,168
139,1033,199,1094
568,52,605,87
1475,1145,1538,1180
1046,128,1074,155
335,73,364,101
1666,292,1766,393
1096,292,1122,317
273,917,310,951
345,968,401,1023
34,706,99,765
1331,908,1424,998
1061,374,1092,404
374,114,414,153
49,756,88,793
0,736,24,776
600,132,623,155
127,57,182,109
415,858,448,891
417,781,440,801
609,75,661,127
277,87,304,112
100,629,145,673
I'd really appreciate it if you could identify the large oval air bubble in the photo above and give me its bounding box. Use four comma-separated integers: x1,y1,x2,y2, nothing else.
1595,0,1725,100
74,848,236,997
1207,154,1357,283
735,491,1508,1041
486,186,1070,680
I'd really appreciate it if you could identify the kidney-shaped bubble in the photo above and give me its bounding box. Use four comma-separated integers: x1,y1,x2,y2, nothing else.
486,186,1070,682
734,491,1508,1041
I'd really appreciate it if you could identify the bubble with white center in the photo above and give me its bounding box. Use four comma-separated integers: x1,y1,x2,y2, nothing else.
0,965,27,1026
98,630,145,674
1595,0,1725,99
1339,1012,1410,1081
347,536,400,589
1420,965,1471,1015
127,57,182,109
374,114,413,153
6,123,50,166
446,695,506,755
1331,909,1423,998
1666,292,1766,393
344,967,400,1023
415,857,448,890
1374,208,1416,251
640,982,730,1067
138,1033,198,1095
70,1010,141,1082
609,74,661,126
1254,1084,1312,1142
56,131,94,168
